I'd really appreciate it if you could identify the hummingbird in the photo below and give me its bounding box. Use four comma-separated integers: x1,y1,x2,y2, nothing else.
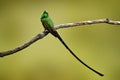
40,10,104,76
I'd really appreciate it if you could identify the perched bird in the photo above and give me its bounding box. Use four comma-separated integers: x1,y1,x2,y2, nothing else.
40,10,104,76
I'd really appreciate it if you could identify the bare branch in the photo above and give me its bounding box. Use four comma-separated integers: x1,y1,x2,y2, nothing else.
54,18,120,30
0,30,49,57
0,18,120,57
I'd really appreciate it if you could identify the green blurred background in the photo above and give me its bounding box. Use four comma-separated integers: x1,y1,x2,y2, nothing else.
0,0,120,80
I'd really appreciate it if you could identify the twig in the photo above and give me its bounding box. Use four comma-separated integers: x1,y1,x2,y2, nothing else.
0,18,120,57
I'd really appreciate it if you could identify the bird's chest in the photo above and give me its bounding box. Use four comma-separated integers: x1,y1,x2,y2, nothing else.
42,22,53,33
41,19,54,31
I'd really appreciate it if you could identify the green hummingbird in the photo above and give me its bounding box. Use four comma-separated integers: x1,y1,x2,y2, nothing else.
40,10,104,76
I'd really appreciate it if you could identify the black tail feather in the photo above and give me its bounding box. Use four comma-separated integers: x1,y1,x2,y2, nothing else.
55,32,104,76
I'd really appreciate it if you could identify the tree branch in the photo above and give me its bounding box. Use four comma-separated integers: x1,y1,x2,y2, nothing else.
0,30,49,57
0,18,120,57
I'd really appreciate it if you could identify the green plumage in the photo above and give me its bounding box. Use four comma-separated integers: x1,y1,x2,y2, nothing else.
41,11,58,37
40,10,104,76
41,12,54,28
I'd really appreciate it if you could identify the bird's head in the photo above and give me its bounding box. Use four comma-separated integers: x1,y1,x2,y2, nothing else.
41,10,49,19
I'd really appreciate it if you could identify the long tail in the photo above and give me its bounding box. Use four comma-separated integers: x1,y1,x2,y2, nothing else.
55,32,104,76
